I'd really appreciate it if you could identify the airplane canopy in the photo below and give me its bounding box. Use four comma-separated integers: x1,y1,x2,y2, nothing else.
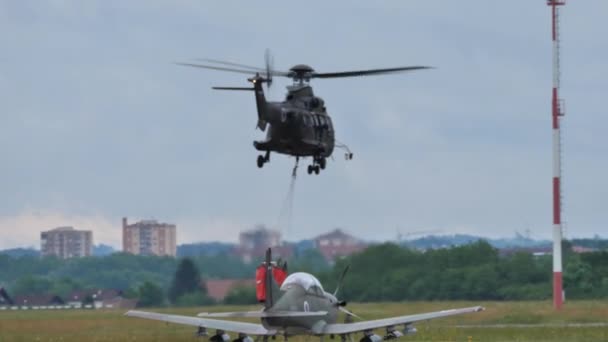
280,272,324,292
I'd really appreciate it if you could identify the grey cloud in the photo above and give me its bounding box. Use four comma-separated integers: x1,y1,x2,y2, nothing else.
0,1,606,247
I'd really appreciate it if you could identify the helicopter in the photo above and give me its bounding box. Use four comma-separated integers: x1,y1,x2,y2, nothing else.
177,51,430,175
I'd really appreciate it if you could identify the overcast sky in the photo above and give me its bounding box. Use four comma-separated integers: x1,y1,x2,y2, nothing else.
0,1,606,249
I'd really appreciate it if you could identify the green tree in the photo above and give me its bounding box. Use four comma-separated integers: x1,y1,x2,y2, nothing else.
138,281,165,307
223,286,258,305
174,292,214,307
463,264,500,299
123,286,140,299
169,258,203,303
289,249,330,274
50,277,83,298
11,275,53,296
564,255,594,298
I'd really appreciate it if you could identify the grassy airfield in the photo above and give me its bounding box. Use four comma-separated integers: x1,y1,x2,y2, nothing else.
1,301,607,342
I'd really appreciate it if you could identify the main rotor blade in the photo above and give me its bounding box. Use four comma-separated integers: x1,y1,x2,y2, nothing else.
197,58,266,72
175,62,258,75
212,86,255,91
312,66,432,79
180,61,290,77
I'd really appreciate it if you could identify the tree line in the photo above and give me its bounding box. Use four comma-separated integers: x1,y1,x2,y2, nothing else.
318,241,608,301
1,241,606,306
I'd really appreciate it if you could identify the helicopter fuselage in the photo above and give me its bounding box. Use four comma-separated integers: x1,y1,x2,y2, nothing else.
253,83,335,161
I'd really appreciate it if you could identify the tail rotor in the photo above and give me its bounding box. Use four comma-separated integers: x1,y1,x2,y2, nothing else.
264,48,274,89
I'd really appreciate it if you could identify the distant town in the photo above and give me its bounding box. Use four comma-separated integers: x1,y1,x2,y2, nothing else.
33,217,370,263
1,217,607,311
7,216,606,264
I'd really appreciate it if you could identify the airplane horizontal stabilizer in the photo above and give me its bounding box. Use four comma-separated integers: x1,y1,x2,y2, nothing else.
125,310,274,335
322,306,485,335
197,310,328,318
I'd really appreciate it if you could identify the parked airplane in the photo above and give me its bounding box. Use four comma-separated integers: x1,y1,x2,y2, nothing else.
126,249,483,341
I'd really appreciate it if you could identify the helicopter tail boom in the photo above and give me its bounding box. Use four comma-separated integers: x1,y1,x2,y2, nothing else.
249,76,270,131
211,82,268,131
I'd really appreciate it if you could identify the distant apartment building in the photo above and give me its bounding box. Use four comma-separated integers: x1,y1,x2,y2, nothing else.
122,217,176,257
313,229,366,263
236,226,290,263
40,227,93,259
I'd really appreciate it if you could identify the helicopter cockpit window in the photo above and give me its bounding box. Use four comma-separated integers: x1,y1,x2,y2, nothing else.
319,116,327,127
303,115,311,127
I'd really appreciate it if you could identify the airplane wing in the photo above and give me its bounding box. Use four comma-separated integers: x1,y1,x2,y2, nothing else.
125,310,276,335
322,306,484,335
198,311,328,318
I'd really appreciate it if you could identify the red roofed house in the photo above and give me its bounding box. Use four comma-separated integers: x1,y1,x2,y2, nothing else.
204,279,256,302
12,294,65,308
66,288,135,309
572,245,597,254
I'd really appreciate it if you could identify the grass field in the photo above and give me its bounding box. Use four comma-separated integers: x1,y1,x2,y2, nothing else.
1,301,607,341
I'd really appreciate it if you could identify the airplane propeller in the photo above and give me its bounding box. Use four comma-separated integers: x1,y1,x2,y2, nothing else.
338,306,362,320
333,265,350,297
332,265,363,321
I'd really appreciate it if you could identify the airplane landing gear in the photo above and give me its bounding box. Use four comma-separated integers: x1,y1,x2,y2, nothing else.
257,151,270,168
195,326,207,337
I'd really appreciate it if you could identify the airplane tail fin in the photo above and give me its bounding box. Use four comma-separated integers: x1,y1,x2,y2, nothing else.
255,248,287,309
263,248,276,309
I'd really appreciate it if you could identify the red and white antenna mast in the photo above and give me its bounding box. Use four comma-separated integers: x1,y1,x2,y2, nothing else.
548,0,565,310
